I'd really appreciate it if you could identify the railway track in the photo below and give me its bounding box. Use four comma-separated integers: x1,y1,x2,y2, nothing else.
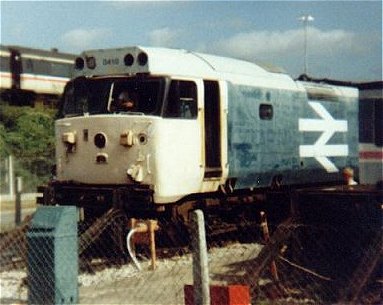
0,202,270,273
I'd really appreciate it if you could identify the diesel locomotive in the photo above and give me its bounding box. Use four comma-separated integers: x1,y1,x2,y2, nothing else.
40,46,359,220
0,45,75,106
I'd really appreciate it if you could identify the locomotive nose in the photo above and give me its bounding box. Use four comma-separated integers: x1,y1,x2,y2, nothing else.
56,115,155,185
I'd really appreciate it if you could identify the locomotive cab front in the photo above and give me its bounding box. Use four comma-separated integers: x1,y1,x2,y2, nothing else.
51,48,222,213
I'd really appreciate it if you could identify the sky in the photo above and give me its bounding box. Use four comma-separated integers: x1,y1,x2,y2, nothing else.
0,0,382,82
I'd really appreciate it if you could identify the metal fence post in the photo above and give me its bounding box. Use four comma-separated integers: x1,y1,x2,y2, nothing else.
15,176,22,225
191,209,210,305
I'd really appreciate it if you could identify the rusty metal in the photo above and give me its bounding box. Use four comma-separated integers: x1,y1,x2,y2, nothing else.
79,208,127,256
248,217,294,280
260,211,279,282
128,218,159,270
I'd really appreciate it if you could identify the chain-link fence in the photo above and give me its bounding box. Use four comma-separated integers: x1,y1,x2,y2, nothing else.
0,196,382,305
1,155,53,196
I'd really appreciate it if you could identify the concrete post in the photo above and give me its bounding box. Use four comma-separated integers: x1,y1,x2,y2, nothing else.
9,155,15,198
191,209,210,305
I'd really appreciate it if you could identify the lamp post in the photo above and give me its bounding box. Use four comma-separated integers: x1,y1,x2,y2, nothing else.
299,14,314,76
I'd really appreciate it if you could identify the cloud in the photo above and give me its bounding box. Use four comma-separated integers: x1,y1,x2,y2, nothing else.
61,28,112,52
148,27,180,48
205,27,356,62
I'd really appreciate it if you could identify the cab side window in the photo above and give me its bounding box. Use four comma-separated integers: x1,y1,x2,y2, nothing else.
259,104,273,120
164,80,197,119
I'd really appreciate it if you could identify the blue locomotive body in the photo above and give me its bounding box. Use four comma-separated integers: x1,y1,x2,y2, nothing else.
227,82,358,189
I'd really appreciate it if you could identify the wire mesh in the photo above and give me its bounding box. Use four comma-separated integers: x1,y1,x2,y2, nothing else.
0,206,381,304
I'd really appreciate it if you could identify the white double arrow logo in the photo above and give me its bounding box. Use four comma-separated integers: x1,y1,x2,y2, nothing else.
299,102,348,173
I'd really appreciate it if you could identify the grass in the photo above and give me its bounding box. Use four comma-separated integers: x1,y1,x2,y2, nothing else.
0,199,37,232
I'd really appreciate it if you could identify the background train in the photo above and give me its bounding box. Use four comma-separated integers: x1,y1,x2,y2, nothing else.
0,45,75,107
40,46,359,220
356,81,382,185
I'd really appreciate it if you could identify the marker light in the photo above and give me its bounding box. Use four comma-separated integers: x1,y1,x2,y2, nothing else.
62,132,76,153
120,130,134,147
138,133,148,145
96,153,108,164
62,132,76,145
86,56,96,69
138,52,148,66
75,57,85,70
124,54,134,66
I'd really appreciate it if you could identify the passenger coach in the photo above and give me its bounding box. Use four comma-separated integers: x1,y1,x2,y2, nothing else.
358,81,383,185
0,45,75,106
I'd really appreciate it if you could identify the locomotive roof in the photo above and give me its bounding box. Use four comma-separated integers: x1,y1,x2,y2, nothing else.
0,44,76,61
75,46,290,81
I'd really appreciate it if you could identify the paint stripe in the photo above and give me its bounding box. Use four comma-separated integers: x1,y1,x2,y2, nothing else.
20,53,74,64
359,150,383,160
0,50,11,57
0,72,69,84
0,51,73,63
21,74,69,84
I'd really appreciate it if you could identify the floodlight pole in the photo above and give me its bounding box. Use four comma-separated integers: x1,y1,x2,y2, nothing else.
299,14,314,75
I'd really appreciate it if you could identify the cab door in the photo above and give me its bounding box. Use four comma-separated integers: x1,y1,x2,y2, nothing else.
10,49,22,89
203,80,222,178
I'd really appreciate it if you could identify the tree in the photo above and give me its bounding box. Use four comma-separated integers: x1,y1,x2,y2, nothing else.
0,105,56,192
